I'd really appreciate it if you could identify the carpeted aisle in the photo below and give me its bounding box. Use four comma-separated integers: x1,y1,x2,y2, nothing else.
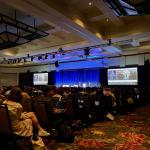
47,105,150,150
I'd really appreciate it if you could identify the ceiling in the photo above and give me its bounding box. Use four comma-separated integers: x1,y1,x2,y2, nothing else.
0,0,149,66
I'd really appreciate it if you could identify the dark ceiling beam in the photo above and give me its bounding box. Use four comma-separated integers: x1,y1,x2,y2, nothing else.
121,0,134,6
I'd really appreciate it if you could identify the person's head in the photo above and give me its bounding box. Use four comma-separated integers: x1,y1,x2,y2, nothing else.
103,87,111,96
9,87,22,103
7,86,12,91
54,88,62,95
43,86,55,97
23,86,31,93
134,88,138,92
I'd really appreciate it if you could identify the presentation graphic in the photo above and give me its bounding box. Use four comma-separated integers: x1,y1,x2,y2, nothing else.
33,73,48,85
108,67,138,85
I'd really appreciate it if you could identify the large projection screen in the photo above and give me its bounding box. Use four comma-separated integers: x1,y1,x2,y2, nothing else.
33,73,48,85
107,67,138,85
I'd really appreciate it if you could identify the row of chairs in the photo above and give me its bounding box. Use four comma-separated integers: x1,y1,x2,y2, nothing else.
21,95,94,128
0,104,33,150
0,97,72,149
21,99,61,129
0,93,143,149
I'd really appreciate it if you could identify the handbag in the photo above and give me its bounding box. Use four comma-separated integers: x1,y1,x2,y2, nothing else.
32,136,47,150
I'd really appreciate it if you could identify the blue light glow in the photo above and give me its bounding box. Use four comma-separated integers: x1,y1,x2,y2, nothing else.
55,69,100,87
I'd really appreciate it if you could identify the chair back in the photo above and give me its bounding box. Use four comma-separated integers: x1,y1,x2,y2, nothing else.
21,99,34,112
0,104,12,135
77,94,91,113
83,97,91,114
0,104,33,149
66,99,74,118
34,101,49,125
34,96,44,102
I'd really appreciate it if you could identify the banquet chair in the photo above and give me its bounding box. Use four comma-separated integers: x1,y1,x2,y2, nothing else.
0,104,33,150
21,99,34,112
34,101,50,126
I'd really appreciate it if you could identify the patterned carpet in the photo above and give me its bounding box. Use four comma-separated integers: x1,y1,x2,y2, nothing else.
46,105,150,150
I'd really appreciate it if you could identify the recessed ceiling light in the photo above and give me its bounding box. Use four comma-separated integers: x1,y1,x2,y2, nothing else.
106,18,109,22
74,18,85,28
88,2,92,6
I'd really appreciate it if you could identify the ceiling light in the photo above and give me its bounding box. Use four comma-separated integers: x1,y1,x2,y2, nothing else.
96,32,102,39
45,54,48,59
84,47,90,56
88,2,92,6
23,58,26,63
74,18,85,28
31,56,34,61
17,58,21,63
8,59,13,64
131,40,140,47
38,55,42,60
108,39,112,46
55,61,59,67
58,48,64,53
2,51,14,56
58,48,65,56
27,53,30,58
13,59,16,63
52,54,55,59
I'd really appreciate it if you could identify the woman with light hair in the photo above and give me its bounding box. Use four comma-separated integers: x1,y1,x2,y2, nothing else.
3,87,50,137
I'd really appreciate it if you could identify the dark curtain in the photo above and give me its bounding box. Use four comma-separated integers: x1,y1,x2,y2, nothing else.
48,71,55,85
100,68,107,86
138,66,145,87
19,73,33,89
144,61,150,86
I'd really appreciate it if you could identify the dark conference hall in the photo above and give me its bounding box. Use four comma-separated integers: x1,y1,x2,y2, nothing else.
0,0,150,149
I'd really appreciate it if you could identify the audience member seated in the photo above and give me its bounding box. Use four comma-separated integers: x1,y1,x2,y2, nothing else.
5,86,12,98
22,87,31,100
101,88,115,120
90,88,104,121
126,89,135,112
133,88,141,106
3,87,50,137
53,88,63,101
63,88,71,98
1,85,148,137
43,86,66,114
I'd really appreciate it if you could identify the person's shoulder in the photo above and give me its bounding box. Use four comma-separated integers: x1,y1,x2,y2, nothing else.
15,102,22,108
2,100,7,104
3,100,22,108
53,94,62,98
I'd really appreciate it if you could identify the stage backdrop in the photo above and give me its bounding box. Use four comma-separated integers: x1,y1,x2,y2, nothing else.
55,69,100,87
18,65,150,88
